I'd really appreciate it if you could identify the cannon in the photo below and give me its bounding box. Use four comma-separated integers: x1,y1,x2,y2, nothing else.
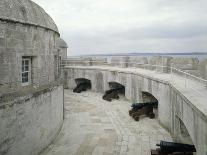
129,102,157,121
103,82,125,102
73,83,86,93
129,103,146,116
157,141,196,154
151,141,196,155
108,82,125,95
73,80,91,93
102,89,119,102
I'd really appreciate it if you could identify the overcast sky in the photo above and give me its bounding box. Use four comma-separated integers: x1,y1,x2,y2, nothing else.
33,0,207,56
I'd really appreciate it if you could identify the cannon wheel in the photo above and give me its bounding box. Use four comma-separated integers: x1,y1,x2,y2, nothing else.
134,116,139,121
129,110,133,116
149,113,155,119
103,96,112,102
131,112,138,118
106,98,112,102
149,112,155,119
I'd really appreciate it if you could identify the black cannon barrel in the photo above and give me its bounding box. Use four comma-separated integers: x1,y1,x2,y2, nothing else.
73,81,91,93
131,103,146,109
75,78,91,85
156,141,196,153
105,89,118,94
131,102,157,109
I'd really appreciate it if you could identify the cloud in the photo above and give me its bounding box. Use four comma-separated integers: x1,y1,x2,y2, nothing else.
33,0,207,55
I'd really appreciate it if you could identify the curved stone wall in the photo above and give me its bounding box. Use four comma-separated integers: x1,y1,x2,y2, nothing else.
64,66,207,155
61,56,207,80
0,84,64,155
171,86,207,155
0,0,59,33
65,67,172,130
0,20,60,89
0,1,64,154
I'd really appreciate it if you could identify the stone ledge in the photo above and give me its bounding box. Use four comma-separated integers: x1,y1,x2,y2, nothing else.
0,79,64,105
0,17,59,35
64,65,171,85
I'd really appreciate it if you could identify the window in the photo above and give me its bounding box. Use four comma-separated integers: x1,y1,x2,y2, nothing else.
22,58,31,86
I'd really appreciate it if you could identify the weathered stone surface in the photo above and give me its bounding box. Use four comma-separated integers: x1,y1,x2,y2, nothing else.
56,38,68,59
0,19,60,89
0,0,58,33
61,56,207,80
0,1,65,155
64,65,207,155
0,85,64,155
41,90,172,155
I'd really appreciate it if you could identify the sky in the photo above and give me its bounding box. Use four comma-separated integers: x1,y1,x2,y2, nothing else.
33,0,207,56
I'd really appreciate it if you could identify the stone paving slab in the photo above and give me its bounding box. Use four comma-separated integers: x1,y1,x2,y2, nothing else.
41,90,172,155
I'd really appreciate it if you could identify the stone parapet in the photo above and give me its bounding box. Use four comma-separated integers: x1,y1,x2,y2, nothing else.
62,56,207,78
0,82,64,155
64,65,207,155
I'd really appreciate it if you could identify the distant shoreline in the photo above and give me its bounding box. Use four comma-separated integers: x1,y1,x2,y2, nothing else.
69,52,207,57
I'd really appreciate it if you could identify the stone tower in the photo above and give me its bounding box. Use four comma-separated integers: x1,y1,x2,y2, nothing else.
0,1,64,155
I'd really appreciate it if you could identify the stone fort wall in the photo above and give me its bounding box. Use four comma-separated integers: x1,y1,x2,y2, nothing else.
0,0,64,155
0,83,64,155
0,20,60,89
64,66,207,155
62,56,207,80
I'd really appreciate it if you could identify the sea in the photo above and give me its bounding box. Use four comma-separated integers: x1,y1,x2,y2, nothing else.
69,52,207,61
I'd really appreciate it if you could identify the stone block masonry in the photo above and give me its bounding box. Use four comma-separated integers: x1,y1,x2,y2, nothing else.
0,84,64,155
0,20,59,89
0,0,65,155
64,65,207,155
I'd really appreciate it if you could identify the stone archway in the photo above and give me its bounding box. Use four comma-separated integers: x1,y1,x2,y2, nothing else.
174,116,194,146
142,91,158,118
109,82,125,96
102,81,126,101
73,78,92,93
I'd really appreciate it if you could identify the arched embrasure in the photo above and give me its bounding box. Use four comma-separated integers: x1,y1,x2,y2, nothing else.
73,78,91,93
141,91,158,118
109,82,125,95
102,82,125,101
175,117,194,146
142,91,158,107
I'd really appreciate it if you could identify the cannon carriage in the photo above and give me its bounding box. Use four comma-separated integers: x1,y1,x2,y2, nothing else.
103,83,125,102
151,141,196,155
129,102,157,121
102,88,120,101
73,78,91,93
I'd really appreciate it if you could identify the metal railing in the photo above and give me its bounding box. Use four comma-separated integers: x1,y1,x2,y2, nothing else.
61,59,207,90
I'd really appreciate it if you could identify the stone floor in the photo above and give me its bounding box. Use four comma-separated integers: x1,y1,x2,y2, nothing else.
41,90,172,155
